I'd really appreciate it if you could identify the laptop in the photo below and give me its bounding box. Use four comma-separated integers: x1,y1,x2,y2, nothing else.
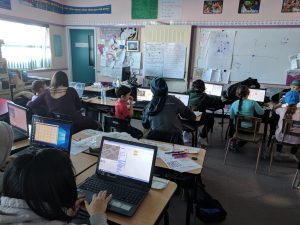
169,92,190,106
134,87,153,108
15,115,73,156
77,137,157,217
248,88,266,103
69,82,86,98
205,83,223,97
7,102,29,142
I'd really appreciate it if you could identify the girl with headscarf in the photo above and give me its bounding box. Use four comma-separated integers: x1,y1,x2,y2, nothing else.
0,121,14,193
142,77,195,143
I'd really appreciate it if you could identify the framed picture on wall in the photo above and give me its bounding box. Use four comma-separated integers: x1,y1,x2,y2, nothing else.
238,0,261,14
281,0,300,13
126,40,139,52
203,1,223,14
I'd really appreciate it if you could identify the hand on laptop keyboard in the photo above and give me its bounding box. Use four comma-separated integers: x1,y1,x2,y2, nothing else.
84,191,112,216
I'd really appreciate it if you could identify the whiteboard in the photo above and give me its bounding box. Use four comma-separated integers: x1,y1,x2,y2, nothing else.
199,28,300,85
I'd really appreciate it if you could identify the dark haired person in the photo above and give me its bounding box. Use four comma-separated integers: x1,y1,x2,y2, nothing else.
0,149,111,224
27,71,99,132
187,79,225,145
229,85,264,149
142,77,196,144
115,85,143,139
31,80,47,101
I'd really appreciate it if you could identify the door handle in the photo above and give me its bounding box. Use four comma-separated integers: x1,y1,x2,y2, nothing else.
88,35,95,67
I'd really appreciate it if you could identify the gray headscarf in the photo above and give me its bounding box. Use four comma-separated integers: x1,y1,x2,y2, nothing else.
0,122,13,168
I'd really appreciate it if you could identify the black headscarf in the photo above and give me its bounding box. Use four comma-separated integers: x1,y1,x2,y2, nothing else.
147,77,168,116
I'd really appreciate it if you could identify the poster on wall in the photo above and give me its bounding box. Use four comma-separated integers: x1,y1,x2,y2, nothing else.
238,0,260,14
0,0,11,10
281,0,300,12
203,1,223,14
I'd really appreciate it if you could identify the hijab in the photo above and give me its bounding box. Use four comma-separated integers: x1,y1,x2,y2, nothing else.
0,122,13,168
147,77,168,116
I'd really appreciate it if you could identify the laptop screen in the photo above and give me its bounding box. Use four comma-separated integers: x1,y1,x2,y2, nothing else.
248,89,266,102
137,88,153,102
8,103,28,132
97,138,156,184
169,92,190,106
205,83,223,96
69,82,85,98
31,116,72,153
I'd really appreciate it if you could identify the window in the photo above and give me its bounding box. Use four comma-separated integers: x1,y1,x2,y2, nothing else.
0,20,51,70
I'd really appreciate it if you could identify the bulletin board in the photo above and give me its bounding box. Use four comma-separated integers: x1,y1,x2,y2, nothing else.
198,28,300,85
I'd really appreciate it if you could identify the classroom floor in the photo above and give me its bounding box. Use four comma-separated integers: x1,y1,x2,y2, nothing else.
154,118,300,225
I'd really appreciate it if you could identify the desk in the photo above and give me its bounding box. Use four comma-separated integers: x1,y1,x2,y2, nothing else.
12,139,30,151
76,164,177,225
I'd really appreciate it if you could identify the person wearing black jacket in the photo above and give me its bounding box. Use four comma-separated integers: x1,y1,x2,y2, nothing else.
187,79,225,145
142,77,196,144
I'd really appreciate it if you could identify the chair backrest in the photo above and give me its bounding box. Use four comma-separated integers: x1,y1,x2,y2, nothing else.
281,119,300,143
103,115,129,133
144,130,184,145
235,115,262,142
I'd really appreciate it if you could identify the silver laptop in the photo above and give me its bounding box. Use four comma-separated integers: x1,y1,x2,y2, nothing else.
169,92,190,106
205,83,223,97
7,102,29,142
69,82,86,98
77,137,157,217
248,88,266,103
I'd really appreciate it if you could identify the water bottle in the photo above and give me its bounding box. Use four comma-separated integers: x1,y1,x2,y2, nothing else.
101,88,107,104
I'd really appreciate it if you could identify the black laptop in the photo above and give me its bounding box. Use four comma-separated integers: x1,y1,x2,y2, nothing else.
7,102,29,142
77,137,157,217
134,87,153,108
15,115,73,156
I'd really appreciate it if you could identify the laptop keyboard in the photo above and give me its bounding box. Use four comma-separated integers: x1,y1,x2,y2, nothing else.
79,177,145,205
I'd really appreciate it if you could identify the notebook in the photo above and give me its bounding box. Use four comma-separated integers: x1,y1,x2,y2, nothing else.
69,82,86,98
134,87,153,108
248,88,266,103
77,137,157,217
205,83,223,97
7,102,29,142
15,116,73,156
169,92,190,106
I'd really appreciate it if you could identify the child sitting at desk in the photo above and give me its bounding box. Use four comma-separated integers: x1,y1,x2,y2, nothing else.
229,85,265,149
187,79,225,145
142,77,196,144
115,85,143,139
273,90,300,162
0,149,110,224
31,80,47,101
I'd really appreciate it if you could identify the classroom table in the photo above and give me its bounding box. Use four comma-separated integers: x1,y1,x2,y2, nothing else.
76,164,177,225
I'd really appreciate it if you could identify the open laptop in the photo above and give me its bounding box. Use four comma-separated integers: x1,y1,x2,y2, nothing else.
15,115,73,156
77,137,157,217
69,82,86,98
134,87,153,108
169,92,190,106
7,102,29,142
248,88,266,103
205,83,223,97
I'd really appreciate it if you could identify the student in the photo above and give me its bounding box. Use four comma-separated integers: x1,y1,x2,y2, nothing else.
27,71,99,132
142,77,196,144
188,79,225,145
229,85,265,148
0,149,111,224
115,85,143,139
274,90,300,162
0,122,14,194
31,80,47,101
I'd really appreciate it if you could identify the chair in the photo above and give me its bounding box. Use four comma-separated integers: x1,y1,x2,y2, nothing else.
223,115,263,173
144,130,184,145
103,115,129,133
268,119,300,176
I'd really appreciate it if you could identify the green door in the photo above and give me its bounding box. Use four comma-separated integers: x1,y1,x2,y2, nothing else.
70,29,95,84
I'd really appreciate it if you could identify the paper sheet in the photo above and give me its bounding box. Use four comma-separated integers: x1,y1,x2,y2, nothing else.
158,0,182,20
129,52,142,69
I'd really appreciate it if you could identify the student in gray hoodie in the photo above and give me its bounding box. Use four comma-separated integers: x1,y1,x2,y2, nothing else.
0,149,111,225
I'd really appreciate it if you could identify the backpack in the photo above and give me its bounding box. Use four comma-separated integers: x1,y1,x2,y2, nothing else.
196,187,227,223
223,77,260,101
